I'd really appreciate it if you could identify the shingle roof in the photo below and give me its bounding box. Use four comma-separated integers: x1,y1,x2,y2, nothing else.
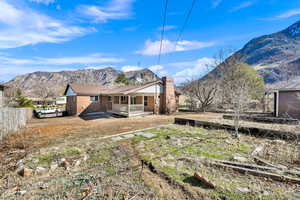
64,83,109,95
274,81,300,91
64,80,162,96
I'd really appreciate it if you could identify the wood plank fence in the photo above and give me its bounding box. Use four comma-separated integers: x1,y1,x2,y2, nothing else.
0,108,33,140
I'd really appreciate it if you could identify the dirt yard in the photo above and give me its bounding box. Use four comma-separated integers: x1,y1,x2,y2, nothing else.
1,112,300,199
0,113,215,177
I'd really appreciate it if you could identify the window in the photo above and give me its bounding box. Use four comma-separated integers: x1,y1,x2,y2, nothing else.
144,96,148,106
121,96,128,104
90,96,99,102
131,96,137,104
114,96,119,104
108,96,112,102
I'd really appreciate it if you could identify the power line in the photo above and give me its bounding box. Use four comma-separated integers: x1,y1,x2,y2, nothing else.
157,0,169,65
175,0,197,48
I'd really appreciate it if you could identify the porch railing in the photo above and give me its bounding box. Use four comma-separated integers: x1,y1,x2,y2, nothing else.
112,104,128,112
111,104,144,113
130,104,144,112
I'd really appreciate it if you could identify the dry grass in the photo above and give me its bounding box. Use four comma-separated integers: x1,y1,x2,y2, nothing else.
1,112,300,199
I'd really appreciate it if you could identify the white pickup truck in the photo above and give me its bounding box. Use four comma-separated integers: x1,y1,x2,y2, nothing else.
36,108,60,114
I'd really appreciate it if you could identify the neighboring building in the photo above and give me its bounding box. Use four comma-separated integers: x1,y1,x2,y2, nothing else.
55,96,67,105
274,83,300,119
30,98,56,106
0,84,5,107
64,77,180,117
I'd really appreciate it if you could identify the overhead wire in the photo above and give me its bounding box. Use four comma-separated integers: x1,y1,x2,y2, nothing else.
174,0,197,49
157,0,169,65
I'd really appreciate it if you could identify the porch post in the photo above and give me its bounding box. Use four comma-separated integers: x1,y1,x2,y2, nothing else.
128,95,131,117
142,95,144,112
119,96,121,104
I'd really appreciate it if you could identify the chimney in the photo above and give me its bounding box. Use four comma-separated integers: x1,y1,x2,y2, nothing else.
162,77,176,114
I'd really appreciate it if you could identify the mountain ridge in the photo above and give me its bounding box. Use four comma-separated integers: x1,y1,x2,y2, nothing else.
6,67,160,97
204,20,300,86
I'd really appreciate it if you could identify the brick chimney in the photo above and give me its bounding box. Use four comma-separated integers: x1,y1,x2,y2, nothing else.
162,77,176,114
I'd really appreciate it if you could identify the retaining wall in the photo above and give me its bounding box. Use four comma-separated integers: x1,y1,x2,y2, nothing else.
174,118,299,141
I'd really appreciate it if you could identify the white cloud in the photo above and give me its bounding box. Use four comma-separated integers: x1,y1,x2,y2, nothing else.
173,58,216,84
137,39,214,56
79,0,135,23
0,54,123,66
229,1,254,12
149,65,163,71
273,9,300,19
85,65,113,70
29,0,55,5
148,65,167,77
158,25,176,31
0,0,94,48
121,65,142,72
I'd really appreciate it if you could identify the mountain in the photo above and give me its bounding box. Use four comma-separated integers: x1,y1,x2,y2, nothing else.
6,67,159,97
205,21,300,86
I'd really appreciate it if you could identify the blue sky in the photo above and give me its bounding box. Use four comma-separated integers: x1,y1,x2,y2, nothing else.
0,0,300,84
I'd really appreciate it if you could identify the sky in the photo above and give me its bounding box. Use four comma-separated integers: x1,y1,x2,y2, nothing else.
0,0,300,84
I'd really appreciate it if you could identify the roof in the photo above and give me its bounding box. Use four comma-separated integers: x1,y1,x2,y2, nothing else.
64,80,162,96
64,83,110,96
273,82,300,92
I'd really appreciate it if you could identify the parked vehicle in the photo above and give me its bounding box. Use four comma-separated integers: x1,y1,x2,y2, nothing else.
34,108,64,118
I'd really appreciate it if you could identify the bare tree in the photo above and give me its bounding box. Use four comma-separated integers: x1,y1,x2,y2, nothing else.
33,86,56,107
185,80,218,112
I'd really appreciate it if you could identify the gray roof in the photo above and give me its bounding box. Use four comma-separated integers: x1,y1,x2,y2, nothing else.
274,81,300,91
64,80,163,96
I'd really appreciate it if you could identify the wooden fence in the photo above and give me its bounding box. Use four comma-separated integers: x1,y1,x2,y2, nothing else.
0,108,33,140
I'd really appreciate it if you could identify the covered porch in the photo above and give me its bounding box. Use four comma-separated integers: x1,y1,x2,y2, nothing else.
107,95,155,117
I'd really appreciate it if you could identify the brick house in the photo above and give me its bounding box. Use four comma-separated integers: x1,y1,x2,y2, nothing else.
64,77,180,117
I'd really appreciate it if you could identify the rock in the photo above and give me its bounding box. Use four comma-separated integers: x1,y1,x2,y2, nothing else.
15,190,26,196
251,145,264,156
122,134,135,139
232,156,248,163
237,187,250,193
134,132,145,136
16,159,23,167
74,160,81,167
272,140,286,145
83,154,89,161
59,158,69,170
262,191,270,196
17,168,32,177
137,132,157,138
111,136,123,141
50,163,58,170
36,166,47,173
166,154,175,160
160,160,167,166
